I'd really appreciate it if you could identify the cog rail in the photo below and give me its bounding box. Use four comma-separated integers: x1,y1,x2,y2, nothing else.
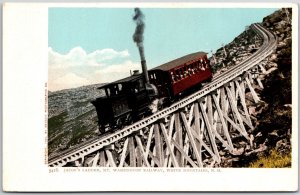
49,23,276,167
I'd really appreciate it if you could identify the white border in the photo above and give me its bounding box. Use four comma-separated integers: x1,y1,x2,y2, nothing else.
2,3,298,192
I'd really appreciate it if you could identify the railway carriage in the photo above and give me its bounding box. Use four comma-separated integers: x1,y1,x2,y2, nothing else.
149,52,212,99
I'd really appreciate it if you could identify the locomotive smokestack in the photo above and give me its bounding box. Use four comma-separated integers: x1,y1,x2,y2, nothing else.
132,8,150,84
141,60,149,82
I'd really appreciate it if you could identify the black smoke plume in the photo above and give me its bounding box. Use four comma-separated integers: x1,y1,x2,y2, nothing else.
132,8,145,61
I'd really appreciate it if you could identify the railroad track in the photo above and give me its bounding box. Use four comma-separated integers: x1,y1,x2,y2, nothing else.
49,23,277,167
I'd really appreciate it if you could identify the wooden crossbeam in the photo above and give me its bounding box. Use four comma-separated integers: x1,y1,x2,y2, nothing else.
159,123,179,167
154,124,164,167
145,125,154,158
258,63,267,73
167,132,179,167
199,99,210,145
206,94,233,151
213,110,219,134
206,95,225,155
105,150,116,167
213,90,223,135
186,104,195,162
198,102,221,162
212,93,234,151
151,147,156,167
119,138,129,167
136,146,143,167
230,82,236,101
128,137,136,167
164,114,175,167
220,88,229,119
248,71,254,83
166,115,177,167
135,135,150,167
257,78,264,89
175,113,184,166
225,86,249,139
193,102,202,162
235,80,253,129
238,109,254,128
189,124,219,162
207,96,214,129
168,115,175,136
99,151,106,167
223,113,249,139
92,152,100,167
188,104,195,125
148,150,161,167
239,79,246,95
245,77,260,103
180,112,203,167
183,131,190,165
170,138,198,168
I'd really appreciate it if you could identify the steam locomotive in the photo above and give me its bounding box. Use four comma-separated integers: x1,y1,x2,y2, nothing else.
91,52,212,133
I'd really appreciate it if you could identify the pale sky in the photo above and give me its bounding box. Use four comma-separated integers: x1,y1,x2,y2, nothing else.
48,8,278,91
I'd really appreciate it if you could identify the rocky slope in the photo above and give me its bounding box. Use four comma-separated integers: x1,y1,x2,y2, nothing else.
215,8,292,167
210,26,263,75
249,8,292,167
48,84,104,157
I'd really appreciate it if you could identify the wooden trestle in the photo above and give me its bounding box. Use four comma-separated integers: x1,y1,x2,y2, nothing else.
77,61,269,167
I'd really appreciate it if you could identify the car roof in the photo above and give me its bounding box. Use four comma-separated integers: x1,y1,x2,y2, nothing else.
150,51,207,71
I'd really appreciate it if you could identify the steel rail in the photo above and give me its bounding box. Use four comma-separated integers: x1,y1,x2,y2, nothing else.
49,23,276,167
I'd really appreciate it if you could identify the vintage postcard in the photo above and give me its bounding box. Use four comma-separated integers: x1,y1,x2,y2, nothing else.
3,2,298,192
